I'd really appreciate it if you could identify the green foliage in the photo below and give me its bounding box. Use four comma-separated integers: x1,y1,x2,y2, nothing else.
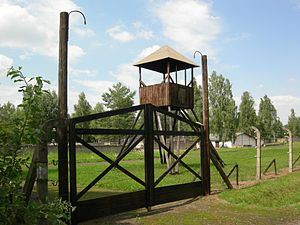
209,71,237,143
24,198,72,225
192,78,202,123
102,82,136,110
0,67,71,224
72,92,92,119
5,67,51,146
72,92,93,141
93,102,105,114
257,95,283,141
237,91,257,135
287,109,300,137
0,102,22,154
101,82,136,142
0,155,28,224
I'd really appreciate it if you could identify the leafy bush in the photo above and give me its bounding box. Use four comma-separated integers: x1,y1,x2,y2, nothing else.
0,67,71,225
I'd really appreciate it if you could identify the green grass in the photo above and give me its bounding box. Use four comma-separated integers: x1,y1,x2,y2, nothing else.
27,142,300,199
220,171,300,208
95,171,300,225
23,142,300,224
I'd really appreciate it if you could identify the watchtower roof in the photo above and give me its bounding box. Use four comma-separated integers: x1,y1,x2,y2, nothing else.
134,45,198,73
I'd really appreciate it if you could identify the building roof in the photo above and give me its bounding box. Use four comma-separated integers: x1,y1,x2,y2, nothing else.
133,45,199,73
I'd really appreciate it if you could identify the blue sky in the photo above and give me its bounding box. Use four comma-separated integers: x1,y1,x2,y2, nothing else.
0,0,299,124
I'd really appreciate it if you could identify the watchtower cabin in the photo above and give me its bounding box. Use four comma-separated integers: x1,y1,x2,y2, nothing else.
134,45,199,109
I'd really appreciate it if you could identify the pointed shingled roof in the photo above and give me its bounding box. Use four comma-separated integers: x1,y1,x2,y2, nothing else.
133,45,199,73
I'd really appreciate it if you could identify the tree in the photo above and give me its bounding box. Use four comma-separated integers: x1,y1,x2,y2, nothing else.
93,102,104,114
91,102,106,142
72,92,92,141
273,117,284,139
0,102,20,148
2,67,51,146
209,71,237,143
35,90,58,122
102,82,136,143
102,82,136,110
192,78,203,123
0,67,71,224
72,92,92,118
257,95,281,141
287,109,300,137
237,91,257,135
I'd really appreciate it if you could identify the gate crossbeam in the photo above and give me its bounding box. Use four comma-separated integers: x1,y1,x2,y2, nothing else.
118,124,144,159
75,135,145,200
153,136,202,187
179,109,199,132
117,110,143,158
77,136,145,186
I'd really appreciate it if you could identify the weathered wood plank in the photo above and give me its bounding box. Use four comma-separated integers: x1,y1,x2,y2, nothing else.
154,182,202,205
73,191,146,223
140,83,193,109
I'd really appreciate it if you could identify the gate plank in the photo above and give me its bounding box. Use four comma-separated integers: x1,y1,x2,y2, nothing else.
154,181,202,205
73,191,146,223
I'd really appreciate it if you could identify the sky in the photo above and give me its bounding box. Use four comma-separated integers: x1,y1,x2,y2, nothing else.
0,0,300,124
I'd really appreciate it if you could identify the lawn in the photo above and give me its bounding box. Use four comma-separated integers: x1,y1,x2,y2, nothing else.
35,142,300,200
84,171,300,225
22,142,300,224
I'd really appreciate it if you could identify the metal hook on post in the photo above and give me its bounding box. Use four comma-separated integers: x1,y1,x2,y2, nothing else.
193,50,203,59
69,10,87,25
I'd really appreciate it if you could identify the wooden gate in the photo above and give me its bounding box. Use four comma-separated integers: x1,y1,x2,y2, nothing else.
68,104,203,223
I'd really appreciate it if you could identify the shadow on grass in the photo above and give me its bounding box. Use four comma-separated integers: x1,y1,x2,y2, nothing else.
81,197,201,225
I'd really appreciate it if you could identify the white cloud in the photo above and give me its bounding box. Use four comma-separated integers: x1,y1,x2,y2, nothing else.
0,0,88,62
69,68,97,77
270,95,300,124
153,0,221,55
106,25,135,42
0,55,13,76
136,30,153,40
68,45,86,64
114,45,161,88
270,95,300,107
110,45,162,104
70,79,115,110
73,79,114,92
0,84,22,105
73,27,95,38
107,22,153,42
136,45,160,60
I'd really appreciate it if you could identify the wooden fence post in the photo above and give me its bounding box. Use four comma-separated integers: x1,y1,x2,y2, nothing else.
37,140,48,203
201,55,210,195
283,128,293,172
144,104,154,210
57,11,69,201
252,126,261,180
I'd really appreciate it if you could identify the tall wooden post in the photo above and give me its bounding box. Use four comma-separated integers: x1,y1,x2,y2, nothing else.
201,55,210,195
144,104,154,210
252,126,261,180
284,128,293,172
57,11,69,201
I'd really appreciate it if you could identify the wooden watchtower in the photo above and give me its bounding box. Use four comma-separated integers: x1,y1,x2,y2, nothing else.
134,45,199,109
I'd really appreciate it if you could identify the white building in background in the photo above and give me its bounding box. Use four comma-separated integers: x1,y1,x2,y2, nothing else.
233,132,264,147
